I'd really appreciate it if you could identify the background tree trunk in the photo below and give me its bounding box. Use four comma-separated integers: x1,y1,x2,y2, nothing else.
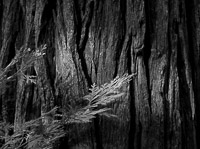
0,0,200,148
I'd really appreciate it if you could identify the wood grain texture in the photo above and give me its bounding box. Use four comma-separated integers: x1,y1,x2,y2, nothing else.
0,0,200,148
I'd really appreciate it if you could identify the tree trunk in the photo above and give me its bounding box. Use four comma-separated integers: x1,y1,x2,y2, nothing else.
0,0,200,149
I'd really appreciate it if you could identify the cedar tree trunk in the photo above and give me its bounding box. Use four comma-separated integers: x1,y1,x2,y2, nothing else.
0,0,200,149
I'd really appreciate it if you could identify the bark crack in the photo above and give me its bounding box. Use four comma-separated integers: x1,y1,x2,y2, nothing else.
144,0,152,114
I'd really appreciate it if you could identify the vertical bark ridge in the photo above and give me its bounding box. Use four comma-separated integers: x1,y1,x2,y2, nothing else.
0,0,21,125
184,0,200,148
176,1,196,148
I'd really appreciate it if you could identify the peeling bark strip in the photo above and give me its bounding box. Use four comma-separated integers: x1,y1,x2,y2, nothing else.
1,0,200,148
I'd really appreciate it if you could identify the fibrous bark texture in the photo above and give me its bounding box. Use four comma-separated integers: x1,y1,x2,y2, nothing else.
0,0,200,149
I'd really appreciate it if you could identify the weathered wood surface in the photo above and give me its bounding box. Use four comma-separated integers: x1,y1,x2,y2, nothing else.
0,0,200,148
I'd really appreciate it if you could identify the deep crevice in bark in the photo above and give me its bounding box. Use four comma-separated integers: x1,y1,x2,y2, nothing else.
73,0,93,86
25,79,35,121
113,0,127,78
38,0,56,97
78,0,94,87
94,115,103,149
73,0,82,49
40,0,56,30
162,6,172,148
79,1,94,51
143,0,152,114
127,32,136,149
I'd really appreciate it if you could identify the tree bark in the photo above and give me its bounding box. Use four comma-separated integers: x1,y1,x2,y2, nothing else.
0,0,200,149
